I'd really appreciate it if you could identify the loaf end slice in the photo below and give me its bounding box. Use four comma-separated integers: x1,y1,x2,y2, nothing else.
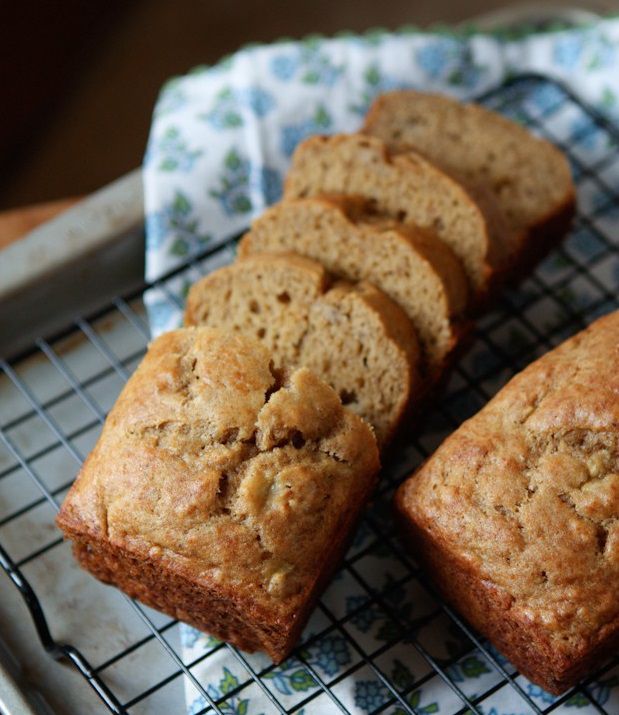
395,310,619,693
284,133,497,294
363,90,576,280
185,254,420,445
239,195,470,376
57,327,380,662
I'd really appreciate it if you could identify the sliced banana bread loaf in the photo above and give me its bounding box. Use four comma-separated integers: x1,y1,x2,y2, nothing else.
396,310,619,694
238,196,469,375
57,327,380,662
284,133,500,293
185,254,420,445
363,91,576,274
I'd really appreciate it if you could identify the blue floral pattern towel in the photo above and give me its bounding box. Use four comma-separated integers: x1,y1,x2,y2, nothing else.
142,20,619,715
144,20,619,307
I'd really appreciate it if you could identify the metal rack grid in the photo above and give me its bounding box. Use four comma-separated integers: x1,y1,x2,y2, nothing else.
0,74,618,714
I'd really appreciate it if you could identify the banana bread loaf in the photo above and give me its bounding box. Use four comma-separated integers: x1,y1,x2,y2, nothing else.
56,327,380,662
238,195,470,375
184,253,420,445
363,91,576,280
284,133,503,293
395,310,619,694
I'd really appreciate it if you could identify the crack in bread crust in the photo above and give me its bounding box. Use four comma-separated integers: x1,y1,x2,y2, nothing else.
57,328,380,661
396,311,619,693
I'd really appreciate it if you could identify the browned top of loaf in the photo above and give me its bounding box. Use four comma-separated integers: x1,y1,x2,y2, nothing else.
239,195,469,373
184,254,419,446
397,310,619,654
284,133,499,292
56,328,380,623
363,91,575,241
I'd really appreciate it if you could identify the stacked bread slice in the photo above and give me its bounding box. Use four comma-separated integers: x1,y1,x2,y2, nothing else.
283,134,501,293
238,197,469,378
363,91,576,285
186,90,575,447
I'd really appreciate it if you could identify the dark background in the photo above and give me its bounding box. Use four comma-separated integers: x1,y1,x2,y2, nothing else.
0,0,612,210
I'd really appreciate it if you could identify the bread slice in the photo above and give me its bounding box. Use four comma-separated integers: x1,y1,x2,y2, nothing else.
185,254,420,445
57,327,380,662
363,91,576,275
284,133,502,294
238,196,469,375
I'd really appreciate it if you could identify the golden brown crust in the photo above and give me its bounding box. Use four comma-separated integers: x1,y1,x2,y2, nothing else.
395,311,619,693
394,504,618,693
57,327,380,661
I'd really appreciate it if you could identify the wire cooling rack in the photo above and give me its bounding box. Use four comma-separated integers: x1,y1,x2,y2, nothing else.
0,74,618,715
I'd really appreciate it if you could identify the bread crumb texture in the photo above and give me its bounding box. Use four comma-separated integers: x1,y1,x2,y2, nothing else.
57,328,379,620
363,90,575,240
401,311,619,651
284,133,493,291
239,195,469,372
